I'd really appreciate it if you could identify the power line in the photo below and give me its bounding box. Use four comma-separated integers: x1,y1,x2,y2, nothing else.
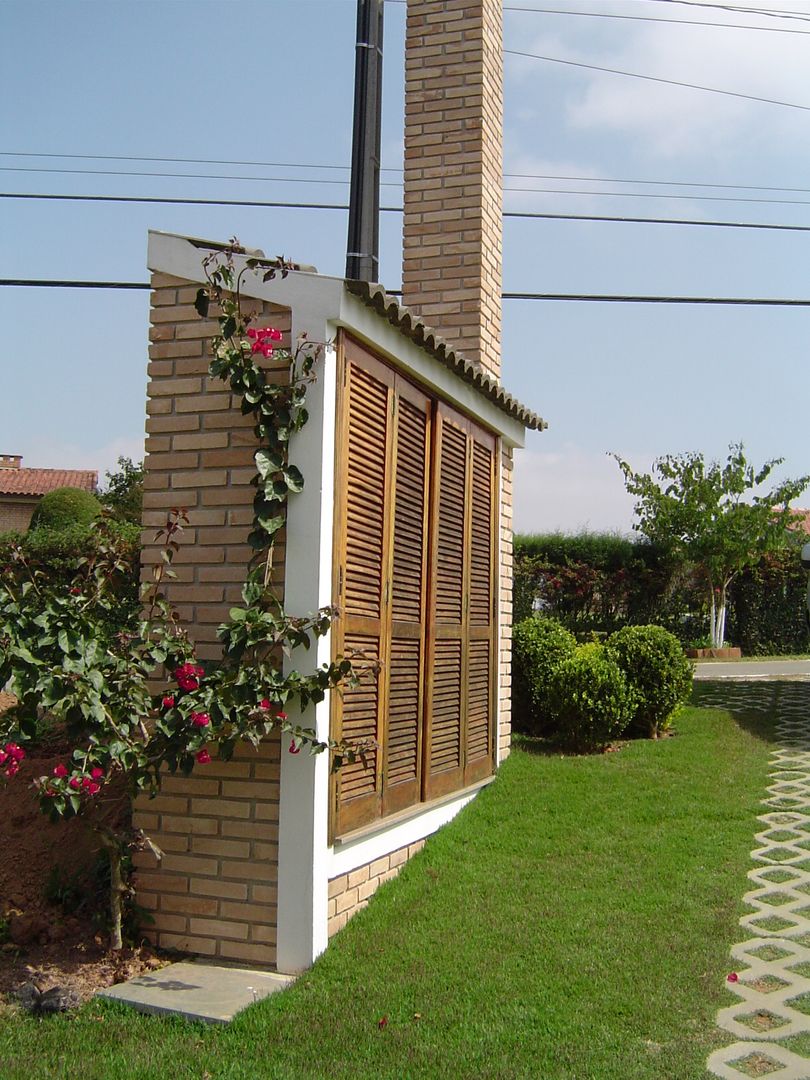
0,166,403,187
644,1,810,24
6,192,810,235
10,168,810,207
503,3,810,34
0,192,356,211
7,153,810,198
505,49,810,112
4,279,810,307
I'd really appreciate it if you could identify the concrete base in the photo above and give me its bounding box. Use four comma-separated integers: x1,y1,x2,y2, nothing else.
97,960,295,1024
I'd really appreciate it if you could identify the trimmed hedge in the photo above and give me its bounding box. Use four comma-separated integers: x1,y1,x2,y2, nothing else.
515,532,809,654
548,643,634,753
512,617,577,737
28,487,102,532
606,625,693,738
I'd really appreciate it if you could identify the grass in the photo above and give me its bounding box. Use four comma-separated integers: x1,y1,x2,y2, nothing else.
0,704,776,1079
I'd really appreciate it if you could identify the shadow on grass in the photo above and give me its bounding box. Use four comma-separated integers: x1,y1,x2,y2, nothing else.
690,678,810,746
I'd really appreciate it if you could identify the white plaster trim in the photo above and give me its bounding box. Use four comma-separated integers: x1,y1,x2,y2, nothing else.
328,789,479,878
276,334,337,973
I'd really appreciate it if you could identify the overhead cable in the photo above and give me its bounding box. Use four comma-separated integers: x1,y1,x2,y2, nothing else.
4,280,810,307
505,49,810,112
501,4,810,33
5,192,810,234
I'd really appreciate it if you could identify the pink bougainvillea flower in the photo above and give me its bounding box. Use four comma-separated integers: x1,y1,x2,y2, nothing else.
5,743,25,762
44,788,57,797
162,695,175,709
5,762,19,778
288,739,301,755
69,586,81,596
174,663,204,692
53,764,68,778
191,712,210,728
727,972,739,983
69,777,82,791
91,767,104,780
259,699,271,710
196,749,212,765
276,711,288,721
246,326,283,358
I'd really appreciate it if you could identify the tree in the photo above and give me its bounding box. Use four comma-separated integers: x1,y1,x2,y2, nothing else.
613,444,809,649
99,456,144,525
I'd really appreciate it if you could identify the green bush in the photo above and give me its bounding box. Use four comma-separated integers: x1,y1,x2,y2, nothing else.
606,624,693,739
512,617,577,737
29,487,102,532
548,642,634,753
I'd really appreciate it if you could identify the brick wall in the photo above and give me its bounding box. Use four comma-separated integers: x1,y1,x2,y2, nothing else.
402,0,503,381
0,497,37,533
132,734,280,965
136,269,291,962
328,838,426,937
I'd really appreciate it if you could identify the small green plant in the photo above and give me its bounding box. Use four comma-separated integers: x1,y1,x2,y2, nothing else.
548,642,634,753
606,624,693,739
512,616,577,737
28,487,102,532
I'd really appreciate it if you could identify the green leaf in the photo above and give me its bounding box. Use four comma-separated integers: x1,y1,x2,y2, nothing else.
194,288,210,318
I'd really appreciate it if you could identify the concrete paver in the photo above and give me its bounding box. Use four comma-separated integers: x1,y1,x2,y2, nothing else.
97,959,295,1024
706,680,810,1079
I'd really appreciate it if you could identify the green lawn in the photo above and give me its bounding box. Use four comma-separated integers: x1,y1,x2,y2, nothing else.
0,700,776,1080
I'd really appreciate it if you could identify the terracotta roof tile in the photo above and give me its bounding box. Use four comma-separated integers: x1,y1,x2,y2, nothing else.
0,468,97,497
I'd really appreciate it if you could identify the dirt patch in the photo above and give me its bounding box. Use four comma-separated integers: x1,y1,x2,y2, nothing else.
0,712,169,1006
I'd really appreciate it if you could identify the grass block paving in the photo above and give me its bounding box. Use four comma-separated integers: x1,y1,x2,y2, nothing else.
709,681,810,1079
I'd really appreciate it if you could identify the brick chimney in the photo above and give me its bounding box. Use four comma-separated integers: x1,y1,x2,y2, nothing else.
402,0,503,381
0,455,22,470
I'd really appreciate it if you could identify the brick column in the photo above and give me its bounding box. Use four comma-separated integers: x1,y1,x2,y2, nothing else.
402,0,503,380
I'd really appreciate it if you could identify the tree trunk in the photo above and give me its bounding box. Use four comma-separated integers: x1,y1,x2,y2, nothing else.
708,586,727,649
96,827,125,951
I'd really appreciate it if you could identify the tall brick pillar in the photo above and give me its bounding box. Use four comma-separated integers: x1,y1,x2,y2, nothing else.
402,0,503,381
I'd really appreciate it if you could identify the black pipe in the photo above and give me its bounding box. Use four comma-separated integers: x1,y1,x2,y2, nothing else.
345,0,384,282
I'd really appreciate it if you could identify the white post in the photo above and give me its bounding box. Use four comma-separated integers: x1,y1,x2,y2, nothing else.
275,335,337,973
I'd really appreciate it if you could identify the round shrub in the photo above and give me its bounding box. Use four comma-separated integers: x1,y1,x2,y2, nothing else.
512,616,577,736
606,624,693,739
29,487,101,533
548,643,634,753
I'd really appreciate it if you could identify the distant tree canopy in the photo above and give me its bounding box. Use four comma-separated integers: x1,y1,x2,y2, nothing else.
613,444,809,649
98,457,144,525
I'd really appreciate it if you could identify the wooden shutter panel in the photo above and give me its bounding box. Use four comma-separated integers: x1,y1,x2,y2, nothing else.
424,405,497,798
465,433,496,784
333,345,393,834
384,382,430,816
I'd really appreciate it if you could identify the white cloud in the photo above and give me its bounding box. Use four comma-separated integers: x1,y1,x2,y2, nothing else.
506,2,810,159
513,443,639,535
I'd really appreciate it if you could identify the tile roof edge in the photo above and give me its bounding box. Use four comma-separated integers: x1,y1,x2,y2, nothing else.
344,280,547,432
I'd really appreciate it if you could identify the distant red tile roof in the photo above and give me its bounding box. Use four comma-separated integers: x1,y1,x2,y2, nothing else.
0,467,97,497
790,509,810,534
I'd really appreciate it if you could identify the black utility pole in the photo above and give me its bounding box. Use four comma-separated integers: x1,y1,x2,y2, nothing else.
345,0,384,282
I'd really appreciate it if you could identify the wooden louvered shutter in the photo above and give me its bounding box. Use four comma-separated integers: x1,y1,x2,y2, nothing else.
332,337,431,836
465,431,497,785
424,404,497,799
384,377,430,815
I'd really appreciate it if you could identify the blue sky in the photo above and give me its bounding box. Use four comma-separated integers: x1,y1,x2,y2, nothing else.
2,0,809,532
